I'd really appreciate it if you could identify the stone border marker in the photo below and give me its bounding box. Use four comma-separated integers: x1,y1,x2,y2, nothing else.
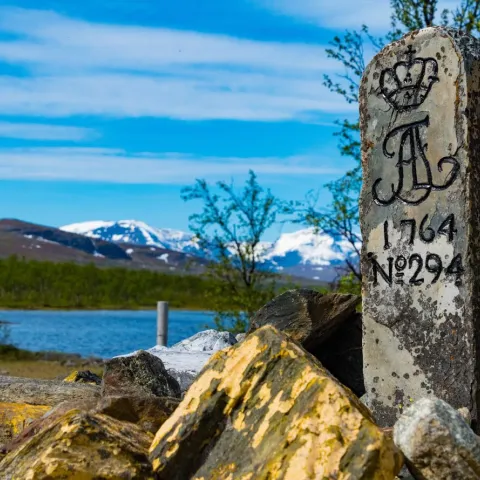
360,27,480,428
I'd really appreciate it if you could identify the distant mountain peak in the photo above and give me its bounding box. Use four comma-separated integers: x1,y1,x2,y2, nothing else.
61,220,199,254
60,220,356,282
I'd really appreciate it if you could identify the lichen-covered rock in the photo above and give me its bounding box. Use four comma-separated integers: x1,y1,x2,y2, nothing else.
96,395,179,434
0,402,50,444
150,325,403,480
0,397,98,455
249,289,364,396
0,410,155,479
394,397,480,479
103,350,181,399
64,370,102,385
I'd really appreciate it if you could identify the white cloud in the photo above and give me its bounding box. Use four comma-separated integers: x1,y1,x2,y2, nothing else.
0,147,347,183
0,121,95,141
256,0,392,30
255,0,460,32
0,7,354,121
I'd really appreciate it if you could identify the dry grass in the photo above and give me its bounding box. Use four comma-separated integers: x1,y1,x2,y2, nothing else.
0,360,103,380
0,345,104,380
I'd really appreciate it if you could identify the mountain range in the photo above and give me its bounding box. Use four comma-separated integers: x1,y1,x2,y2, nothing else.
61,220,354,282
0,218,354,283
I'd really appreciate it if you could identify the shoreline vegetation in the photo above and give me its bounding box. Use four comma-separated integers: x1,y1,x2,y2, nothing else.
0,255,217,311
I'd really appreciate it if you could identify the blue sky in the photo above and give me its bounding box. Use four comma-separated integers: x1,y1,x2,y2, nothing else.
0,0,389,238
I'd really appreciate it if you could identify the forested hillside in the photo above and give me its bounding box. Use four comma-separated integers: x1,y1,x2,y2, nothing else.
0,256,214,309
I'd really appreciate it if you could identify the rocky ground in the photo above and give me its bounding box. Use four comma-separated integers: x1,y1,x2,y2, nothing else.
0,289,477,478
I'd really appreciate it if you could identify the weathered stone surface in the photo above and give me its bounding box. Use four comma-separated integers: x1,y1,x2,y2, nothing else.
394,397,480,479
150,325,403,480
0,402,50,444
249,289,360,347
102,350,181,398
96,395,179,434
0,375,100,405
360,27,480,427
64,369,102,385
0,410,155,479
249,289,364,395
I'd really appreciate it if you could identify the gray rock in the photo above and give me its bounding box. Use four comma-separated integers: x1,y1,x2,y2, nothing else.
249,289,363,395
167,369,196,393
235,333,246,342
171,329,237,352
360,26,480,427
102,350,181,399
130,329,238,394
458,407,472,426
394,397,480,479
0,375,100,406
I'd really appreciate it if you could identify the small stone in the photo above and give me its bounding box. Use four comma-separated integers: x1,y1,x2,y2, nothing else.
150,325,403,479
393,397,480,479
458,406,472,425
235,333,246,342
64,370,102,385
0,411,155,478
102,350,181,399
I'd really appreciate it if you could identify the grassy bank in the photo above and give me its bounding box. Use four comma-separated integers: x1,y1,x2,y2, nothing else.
0,344,103,380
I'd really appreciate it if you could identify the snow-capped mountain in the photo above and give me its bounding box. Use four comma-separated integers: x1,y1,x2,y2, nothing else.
62,220,201,256
61,220,356,282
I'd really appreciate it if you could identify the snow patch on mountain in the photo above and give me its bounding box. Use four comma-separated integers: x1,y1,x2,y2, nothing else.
262,229,355,267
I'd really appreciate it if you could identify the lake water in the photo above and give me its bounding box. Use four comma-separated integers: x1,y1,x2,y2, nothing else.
0,310,216,358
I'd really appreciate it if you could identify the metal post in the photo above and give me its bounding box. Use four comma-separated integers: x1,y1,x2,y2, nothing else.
157,301,169,347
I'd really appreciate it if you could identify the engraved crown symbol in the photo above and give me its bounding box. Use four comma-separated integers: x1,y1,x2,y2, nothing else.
380,45,439,112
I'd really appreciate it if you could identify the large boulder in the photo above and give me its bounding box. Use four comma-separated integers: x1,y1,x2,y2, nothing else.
150,325,403,479
1,394,179,456
394,397,480,479
0,410,155,478
102,350,181,399
249,290,360,345
249,289,364,395
0,375,100,406
0,402,50,445
0,397,98,456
